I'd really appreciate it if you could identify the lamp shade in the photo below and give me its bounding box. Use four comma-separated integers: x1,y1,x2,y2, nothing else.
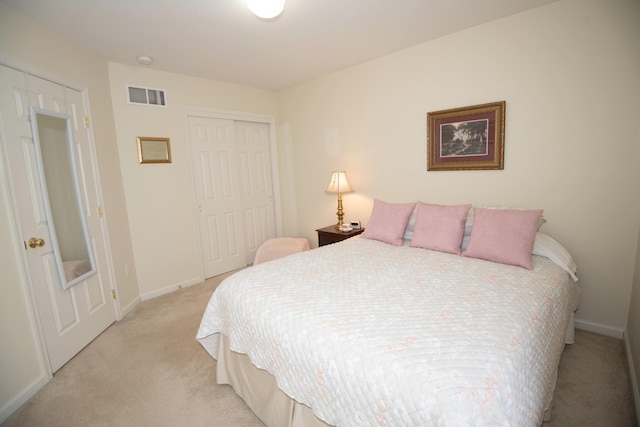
325,171,353,194
247,0,285,19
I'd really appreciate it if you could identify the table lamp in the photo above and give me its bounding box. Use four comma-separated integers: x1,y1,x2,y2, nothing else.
325,171,353,230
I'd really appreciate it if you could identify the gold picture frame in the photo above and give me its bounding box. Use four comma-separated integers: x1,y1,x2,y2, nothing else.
137,137,172,164
427,101,505,171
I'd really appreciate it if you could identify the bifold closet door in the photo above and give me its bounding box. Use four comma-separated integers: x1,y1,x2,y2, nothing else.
188,116,276,278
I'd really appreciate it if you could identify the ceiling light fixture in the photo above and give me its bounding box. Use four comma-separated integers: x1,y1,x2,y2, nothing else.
247,0,285,19
136,56,153,66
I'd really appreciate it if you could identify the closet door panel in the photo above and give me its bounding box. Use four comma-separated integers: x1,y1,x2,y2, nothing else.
189,116,247,278
235,120,276,261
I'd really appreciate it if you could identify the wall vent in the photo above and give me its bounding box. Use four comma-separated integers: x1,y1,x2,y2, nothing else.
126,85,167,107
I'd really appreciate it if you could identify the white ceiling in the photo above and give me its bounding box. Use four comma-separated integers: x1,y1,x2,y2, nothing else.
3,0,557,91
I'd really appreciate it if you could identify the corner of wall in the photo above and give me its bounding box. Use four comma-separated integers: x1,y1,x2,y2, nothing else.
624,332,640,423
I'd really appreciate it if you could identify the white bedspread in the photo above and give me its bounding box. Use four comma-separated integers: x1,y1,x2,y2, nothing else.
197,237,580,426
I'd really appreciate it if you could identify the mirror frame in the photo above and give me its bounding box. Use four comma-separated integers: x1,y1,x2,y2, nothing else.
29,107,97,290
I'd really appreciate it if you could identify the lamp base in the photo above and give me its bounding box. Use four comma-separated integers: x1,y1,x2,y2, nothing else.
335,193,345,230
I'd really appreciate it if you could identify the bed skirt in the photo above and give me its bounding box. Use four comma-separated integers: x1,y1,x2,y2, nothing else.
217,334,331,427
216,333,564,426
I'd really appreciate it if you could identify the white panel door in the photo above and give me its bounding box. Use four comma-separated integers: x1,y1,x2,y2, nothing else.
235,120,276,262
189,116,247,278
0,65,115,373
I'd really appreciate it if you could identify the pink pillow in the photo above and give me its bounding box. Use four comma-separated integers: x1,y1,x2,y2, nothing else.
462,208,543,269
409,202,471,254
361,199,416,246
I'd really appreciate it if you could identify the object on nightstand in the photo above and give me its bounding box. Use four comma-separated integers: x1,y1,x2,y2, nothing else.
325,171,353,230
350,220,361,230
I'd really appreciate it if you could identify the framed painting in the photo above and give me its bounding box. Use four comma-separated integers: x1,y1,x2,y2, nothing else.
137,137,172,164
427,101,505,171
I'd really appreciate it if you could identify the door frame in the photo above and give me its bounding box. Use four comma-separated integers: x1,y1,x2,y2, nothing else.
184,106,283,279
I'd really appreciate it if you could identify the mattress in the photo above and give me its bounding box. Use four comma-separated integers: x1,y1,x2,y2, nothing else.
197,236,580,426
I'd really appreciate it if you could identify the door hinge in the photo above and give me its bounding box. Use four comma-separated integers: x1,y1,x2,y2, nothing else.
83,116,90,128
111,290,116,300
97,206,102,218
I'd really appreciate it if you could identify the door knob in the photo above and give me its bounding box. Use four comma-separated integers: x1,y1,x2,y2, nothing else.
28,237,45,248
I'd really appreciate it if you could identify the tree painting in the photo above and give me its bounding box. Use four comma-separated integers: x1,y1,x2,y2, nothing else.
440,119,488,157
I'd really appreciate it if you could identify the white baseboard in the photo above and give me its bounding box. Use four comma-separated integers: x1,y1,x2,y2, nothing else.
119,295,140,319
574,318,624,339
624,333,640,422
0,374,48,424
139,276,203,301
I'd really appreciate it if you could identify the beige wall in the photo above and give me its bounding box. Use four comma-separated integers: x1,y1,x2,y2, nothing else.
107,63,280,298
0,3,138,420
279,0,640,334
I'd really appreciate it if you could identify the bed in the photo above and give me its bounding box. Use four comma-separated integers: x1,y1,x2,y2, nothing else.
196,202,580,427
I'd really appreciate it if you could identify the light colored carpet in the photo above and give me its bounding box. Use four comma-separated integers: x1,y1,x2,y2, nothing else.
3,271,636,427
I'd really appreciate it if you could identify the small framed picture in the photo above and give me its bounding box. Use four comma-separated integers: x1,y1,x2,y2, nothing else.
137,137,171,164
427,101,505,171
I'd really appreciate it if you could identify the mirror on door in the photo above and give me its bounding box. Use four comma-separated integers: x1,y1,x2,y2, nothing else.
29,107,97,290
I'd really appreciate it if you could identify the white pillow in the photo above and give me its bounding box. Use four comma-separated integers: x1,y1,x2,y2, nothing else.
462,231,578,280
532,232,578,281
403,205,417,240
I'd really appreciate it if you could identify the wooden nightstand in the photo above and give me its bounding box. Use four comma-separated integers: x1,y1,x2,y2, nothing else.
316,225,365,247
